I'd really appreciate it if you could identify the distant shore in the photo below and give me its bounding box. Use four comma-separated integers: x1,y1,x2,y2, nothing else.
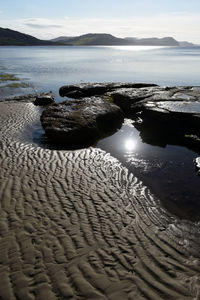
0,27,195,46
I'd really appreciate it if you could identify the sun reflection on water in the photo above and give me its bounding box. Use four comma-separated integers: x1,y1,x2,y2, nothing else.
124,138,137,152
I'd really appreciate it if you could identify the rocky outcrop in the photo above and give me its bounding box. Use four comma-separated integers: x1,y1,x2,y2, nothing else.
42,83,200,155
41,97,124,147
134,100,200,149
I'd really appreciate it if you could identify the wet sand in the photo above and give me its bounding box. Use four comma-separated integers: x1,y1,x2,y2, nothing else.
0,100,200,299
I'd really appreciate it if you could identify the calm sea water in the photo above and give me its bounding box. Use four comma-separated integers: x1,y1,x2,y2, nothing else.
1,45,200,221
0,45,200,100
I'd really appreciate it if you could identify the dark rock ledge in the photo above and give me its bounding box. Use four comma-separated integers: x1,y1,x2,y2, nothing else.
59,82,157,98
40,83,200,156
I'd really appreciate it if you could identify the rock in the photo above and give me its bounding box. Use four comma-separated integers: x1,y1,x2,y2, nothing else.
133,99,200,149
41,97,124,147
34,94,55,106
109,86,199,116
59,82,157,98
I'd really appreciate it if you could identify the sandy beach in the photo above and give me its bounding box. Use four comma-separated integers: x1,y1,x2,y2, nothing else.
0,100,200,299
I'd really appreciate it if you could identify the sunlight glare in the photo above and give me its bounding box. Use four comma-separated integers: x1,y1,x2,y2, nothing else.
125,138,137,151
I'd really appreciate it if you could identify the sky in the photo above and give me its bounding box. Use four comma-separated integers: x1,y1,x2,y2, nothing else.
0,0,200,43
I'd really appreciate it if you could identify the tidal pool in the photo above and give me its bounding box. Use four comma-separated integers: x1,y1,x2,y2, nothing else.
97,120,200,222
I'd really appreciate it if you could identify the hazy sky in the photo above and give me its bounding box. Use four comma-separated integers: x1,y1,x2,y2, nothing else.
0,0,200,42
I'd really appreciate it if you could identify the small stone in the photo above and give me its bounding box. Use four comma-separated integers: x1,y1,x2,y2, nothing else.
34,95,54,106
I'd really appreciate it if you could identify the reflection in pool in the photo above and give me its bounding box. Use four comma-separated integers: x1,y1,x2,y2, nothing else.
97,119,200,222
124,138,137,152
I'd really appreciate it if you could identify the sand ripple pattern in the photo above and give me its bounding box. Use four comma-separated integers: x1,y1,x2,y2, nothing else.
0,101,200,299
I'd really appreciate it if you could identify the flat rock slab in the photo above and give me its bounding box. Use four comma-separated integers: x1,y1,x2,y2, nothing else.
140,100,200,131
109,86,200,114
41,97,124,147
144,101,200,113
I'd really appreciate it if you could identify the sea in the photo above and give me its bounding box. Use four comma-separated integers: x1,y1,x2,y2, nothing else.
0,45,200,100
0,45,200,221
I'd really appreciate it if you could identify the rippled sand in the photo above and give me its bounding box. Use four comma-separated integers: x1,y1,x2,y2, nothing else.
0,101,200,299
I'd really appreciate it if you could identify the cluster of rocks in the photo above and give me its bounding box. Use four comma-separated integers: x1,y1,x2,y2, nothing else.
35,82,200,173
39,83,158,148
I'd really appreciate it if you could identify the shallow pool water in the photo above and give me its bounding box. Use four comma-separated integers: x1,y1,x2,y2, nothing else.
97,120,200,222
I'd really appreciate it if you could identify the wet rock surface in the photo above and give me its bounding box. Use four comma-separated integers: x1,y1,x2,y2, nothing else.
41,97,124,147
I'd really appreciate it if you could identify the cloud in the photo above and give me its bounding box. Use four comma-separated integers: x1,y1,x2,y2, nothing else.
0,13,200,43
25,23,62,28
22,18,63,29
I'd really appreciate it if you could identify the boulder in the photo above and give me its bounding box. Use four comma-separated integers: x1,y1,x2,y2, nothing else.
133,99,200,149
41,97,124,148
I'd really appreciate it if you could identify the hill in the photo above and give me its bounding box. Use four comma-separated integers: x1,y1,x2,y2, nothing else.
51,36,75,42
57,33,131,46
124,36,180,46
0,27,56,46
178,41,194,47
51,34,186,46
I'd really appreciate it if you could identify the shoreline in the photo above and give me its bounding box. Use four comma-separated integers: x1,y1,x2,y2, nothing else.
0,98,199,299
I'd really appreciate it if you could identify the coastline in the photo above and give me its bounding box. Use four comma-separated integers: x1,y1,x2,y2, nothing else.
0,98,200,299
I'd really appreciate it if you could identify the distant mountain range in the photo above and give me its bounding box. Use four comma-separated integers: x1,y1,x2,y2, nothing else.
0,27,195,47
51,34,194,47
